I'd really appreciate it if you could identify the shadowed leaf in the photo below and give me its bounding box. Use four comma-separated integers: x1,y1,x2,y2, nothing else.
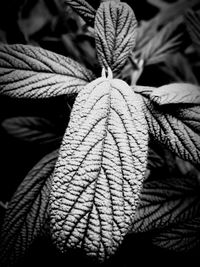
50,76,148,261
0,43,95,98
64,0,96,26
2,117,62,144
152,217,200,251
0,150,58,267
94,1,137,74
131,177,200,233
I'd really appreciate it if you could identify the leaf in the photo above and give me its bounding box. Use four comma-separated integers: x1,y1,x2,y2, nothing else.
137,19,183,66
0,43,95,98
138,85,200,164
185,9,200,54
64,0,96,26
147,83,200,105
94,1,137,74
0,150,58,267
152,217,200,252
50,75,148,261
131,177,200,233
2,117,62,144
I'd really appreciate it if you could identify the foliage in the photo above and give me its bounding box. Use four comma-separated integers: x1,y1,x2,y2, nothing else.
0,0,200,266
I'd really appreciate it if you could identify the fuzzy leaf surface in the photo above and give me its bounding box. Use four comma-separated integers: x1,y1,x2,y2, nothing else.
145,83,200,105
0,150,58,267
94,1,137,74
2,117,61,144
131,177,200,233
50,77,148,261
0,44,95,98
152,217,200,252
142,92,200,164
64,0,96,26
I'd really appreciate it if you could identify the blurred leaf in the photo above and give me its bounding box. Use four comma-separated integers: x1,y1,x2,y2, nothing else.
95,1,137,74
18,0,52,39
131,177,200,233
152,217,200,251
137,19,184,66
0,43,95,98
0,150,58,267
64,0,96,26
2,116,62,145
160,53,198,84
185,9,200,55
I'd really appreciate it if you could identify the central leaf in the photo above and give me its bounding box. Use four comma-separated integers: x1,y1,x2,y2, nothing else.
50,76,148,260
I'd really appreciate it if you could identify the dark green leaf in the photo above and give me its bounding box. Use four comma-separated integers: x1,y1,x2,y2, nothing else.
0,43,95,98
0,150,58,267
94,1,137,74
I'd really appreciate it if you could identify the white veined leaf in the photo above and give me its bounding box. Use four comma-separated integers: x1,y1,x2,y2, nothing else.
50,75,148,261
185,9,200,53
64,0,96,26
140,90,200,164
131,177,200,233
0,150,58,267
2,117,62,144
137,19,183,66
0,43,95,98
145,83,200,105
152,217,200,252
94,1,137,74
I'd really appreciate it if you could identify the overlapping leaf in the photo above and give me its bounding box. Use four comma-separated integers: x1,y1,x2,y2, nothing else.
2,117,62,145
131,177,200,233
0,150,58,267
64,0,96,26
0,43,95,98
94,1,137,74
137,83,200,164
50,76,148,261
152,217,200,252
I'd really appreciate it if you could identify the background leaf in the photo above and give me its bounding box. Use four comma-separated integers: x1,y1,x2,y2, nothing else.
2,116,63,145
94,1,137,75
50,77,148,261
152,217,200,252
131,177,200,233
0,150,58,267
64,0,96,26
0,43,95,98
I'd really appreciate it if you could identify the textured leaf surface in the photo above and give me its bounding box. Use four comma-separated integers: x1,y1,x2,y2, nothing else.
142,95,200,164
0,150,58,267
0,43,95,98
131,177,200,233
143,83,200,105
50,77,148,260
2,117,61,144
152,217,200,252
94,1,137,74
64,0,96,26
